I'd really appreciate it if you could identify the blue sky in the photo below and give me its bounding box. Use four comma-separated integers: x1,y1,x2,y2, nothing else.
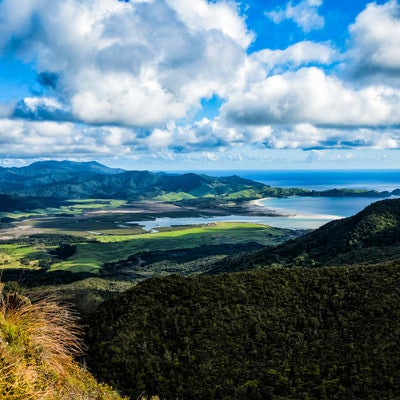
0,0,399,170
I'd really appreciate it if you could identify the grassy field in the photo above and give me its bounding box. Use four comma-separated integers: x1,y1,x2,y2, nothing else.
0,243,49,269
0,198,302,278
1,199,128,219
0,200,305,312
49,222,296,273
0,222,298,274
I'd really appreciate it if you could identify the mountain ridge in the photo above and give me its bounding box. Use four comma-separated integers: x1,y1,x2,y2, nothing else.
0,160,397,202
0,161,287,200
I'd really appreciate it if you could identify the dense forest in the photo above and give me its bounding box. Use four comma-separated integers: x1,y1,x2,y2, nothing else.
87,263,400,400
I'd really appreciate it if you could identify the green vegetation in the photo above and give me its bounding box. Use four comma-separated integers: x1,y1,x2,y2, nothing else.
155,192,196,201
210,198,400,273
87,263,400,400
0,244,47,270
0,194,66,215
28,278,136,315
0,220,299,275
2,162,400,400
1,198,129,220
0,161,395,205
50,222,297,274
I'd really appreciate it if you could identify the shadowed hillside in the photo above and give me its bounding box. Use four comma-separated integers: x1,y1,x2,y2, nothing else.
209,198,400,273
87,264,400,400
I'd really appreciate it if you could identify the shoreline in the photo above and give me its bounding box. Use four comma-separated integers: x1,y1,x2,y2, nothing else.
245,198,291,217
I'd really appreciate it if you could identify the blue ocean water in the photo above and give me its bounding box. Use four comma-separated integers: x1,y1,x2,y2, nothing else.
260,196,381,219
188,170,400,192
149,169,400,229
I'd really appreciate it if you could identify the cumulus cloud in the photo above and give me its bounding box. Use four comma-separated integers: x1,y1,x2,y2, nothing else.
252,41,336,74
347,0,400,84
0,118,139,158
0,0,251,127
142,118,243,152
222,67,400,127
266,0,325,32
166,0,252,48
13,97,74,122
262,125,400,150
1,0,400,162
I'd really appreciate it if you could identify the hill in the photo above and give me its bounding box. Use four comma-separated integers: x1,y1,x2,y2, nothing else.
86,264,400,400
209,198,400,273
22,171,277,200
0,161,292,200
0,161,396,202
0,160,123,193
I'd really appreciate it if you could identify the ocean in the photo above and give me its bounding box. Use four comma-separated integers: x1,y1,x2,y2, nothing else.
187,169,400,192
145,169,400,230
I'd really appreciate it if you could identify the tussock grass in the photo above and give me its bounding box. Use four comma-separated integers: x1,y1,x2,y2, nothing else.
0,283,126,399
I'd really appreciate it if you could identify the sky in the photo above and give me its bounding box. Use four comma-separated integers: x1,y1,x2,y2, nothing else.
0,0,399,170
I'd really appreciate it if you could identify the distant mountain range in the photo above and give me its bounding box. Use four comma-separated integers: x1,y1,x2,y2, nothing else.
0,160,397,202
0,160,274,200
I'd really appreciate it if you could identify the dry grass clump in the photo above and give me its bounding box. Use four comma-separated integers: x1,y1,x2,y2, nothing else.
0,283,126,400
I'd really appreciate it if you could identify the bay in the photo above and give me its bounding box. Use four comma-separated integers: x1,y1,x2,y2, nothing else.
127,214,338,232
132,170,400,231
260,196,383,219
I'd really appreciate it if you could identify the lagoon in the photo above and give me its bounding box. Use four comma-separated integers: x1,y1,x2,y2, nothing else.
128,196,391,231
127,213,338,231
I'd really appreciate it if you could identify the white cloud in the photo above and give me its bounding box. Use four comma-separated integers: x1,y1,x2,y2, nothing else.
266,0,324,32
71,70,187,127
347,0,400,84
222,67,400,127
254,124,400,151
0,0,250,128
166,0,253,48
1,0,400,163
0,119,140,158
253,41,336,74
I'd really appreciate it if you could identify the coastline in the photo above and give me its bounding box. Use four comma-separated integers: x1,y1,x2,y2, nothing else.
245,198,292,217
248,198,269,207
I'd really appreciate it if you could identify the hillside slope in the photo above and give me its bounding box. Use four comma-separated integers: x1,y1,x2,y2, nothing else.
0,288,125,399
209,198,400,273
87,264,400,400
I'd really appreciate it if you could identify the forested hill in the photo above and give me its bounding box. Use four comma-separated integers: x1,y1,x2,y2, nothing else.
0,160,397,201
87,264,400,400
0,160,123,191
209,198,400,273
0,160,289,200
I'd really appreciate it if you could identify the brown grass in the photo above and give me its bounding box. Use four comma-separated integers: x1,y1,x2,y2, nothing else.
0,283,126,399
